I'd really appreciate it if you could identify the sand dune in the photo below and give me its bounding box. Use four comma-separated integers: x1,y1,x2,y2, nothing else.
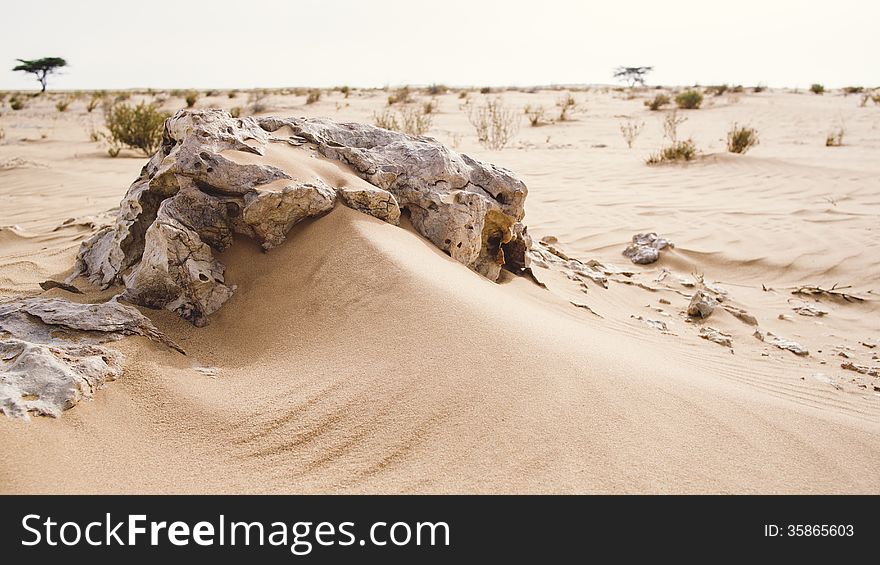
1,88,879,493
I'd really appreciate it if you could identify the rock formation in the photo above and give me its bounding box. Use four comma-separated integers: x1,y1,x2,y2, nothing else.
0,298,182,419
687,290,716,319
73,109,531,325
622,232,673,265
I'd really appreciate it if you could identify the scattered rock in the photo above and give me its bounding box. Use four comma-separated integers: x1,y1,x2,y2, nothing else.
753,329,809,356
39,280,83,294
722,305,758,326
622,232,674,265
840,362,880,378
659,298,671,305
791,301,828,317
0,297,183,419
699,327,733,348
687,290,716,319
73,110,530,325
631,315,674,334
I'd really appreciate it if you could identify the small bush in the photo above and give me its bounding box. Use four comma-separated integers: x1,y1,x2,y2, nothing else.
230,106,242,118
675,89,703,109
338,85,350,98
662,109,687,142
645,94,670,111
422,98,438,114
709,84,728,96
104,101,170,156
373,108,400,131
205,90,218,97
248,90,269,114
400,106,433,135
843,86,863,95
387,86,412,105
524,105,546,126
731,85,744,93
10,96,25,111
556,94,577,121
619,119,645,148
810,83,824,95
826,127,845,147
425,84,447,95
184,91,199,108
228,90,238,99
55,97,71,112
726,123,759,154
646,139,698,164
305,89,321,104
467,98,519,150
479,86,492,94
458,91,468,99
86,95,102,113
753,84,766,93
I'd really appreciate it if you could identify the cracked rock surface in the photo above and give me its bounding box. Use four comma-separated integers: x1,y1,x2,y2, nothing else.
0,298,182,419
74,110,530,325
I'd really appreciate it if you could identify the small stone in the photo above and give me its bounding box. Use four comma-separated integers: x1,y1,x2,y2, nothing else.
687,290,716,319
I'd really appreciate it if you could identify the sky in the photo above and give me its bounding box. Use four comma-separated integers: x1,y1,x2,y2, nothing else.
1,0,877,91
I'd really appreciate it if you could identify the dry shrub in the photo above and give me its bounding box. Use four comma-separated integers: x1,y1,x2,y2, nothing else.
810,83,825,95
55,97,71,112
826,124,845,147
675,89,703,109
556,94,577,121
662,109,687,142
373,108,400,131
524,105,546,126
422,98,438,114
104,101,170,156
387,86,412,105
646,139,698,164
467,98,519,150
247,90,269,114
373,105,433,136
645,94,670,111
726,123,759,154
619,119,645,148
306,89,321,104
184,91,199,108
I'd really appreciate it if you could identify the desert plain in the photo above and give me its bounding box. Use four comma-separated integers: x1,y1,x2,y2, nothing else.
1,85,878,493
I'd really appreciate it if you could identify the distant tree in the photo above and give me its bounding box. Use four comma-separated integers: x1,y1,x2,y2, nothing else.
613,66,653,87
12,57,67,92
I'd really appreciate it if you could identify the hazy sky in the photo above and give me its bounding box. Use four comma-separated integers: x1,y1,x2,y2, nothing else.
2,0,876,90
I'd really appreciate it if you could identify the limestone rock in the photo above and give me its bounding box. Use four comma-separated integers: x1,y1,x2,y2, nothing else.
687,290,717,318
699,327,732,348
73,110,530,325
753,329,809,356
622,232,674,265
0,297,183,419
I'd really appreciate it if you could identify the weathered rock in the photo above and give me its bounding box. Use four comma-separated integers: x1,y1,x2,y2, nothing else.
699,327,732,347
840,361,880,377
753,329,809,356
791,301,828,317
73,110,530,325
687,290,716,318
0,297,183,419
622,232,674,264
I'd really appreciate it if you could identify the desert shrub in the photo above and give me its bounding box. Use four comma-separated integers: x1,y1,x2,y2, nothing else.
709,84,728,96
114,92,131,102
248,90,269,113
524,104,546,126
425,84,447,95
645,94,670,111
422,98,438,114
399,106,433,135
675,89,703,109
338,85,350,98
387,86,412,105
556,94,577,121
55,97,71,112
184,91,199,108
229,107,242,118
9,96,25,110
810,83,824,95
467,98,519,150
843,86,863,95
170,89,186,98
306,89,321,104
104,101,170,156
86,94,103,113
228,90,238,99
619,119,645,148
480,86,492,94
205,90,218,97
0,127,5,141
826,126,845,147
0,92,6,103
753,84,766,93
661,109,687,142
726,123,759,154
646,139,698,164
458,91,468,99
373,108,400,131
731,85,744,93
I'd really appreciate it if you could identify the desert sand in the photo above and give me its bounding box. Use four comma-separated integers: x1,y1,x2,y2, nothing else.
1,86,878,493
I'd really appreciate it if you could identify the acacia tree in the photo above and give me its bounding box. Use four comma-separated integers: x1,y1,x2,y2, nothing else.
613,66,653,88
12,57,68,92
